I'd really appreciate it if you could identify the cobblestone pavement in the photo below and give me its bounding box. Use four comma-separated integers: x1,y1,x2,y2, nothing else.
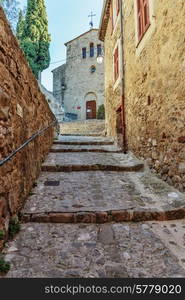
22,170,185,215
2,135,185,278
2,221,185,278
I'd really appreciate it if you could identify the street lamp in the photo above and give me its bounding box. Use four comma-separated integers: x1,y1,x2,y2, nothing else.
97,55,104,64
97,47,104,64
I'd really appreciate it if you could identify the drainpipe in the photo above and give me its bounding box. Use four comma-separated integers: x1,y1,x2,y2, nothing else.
120,0,127,153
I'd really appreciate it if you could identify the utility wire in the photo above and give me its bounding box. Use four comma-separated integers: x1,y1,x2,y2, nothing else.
49,47,103,66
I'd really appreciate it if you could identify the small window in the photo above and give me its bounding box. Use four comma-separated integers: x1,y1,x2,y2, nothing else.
97,44,102,56
90,65,96,73
90,43,94,57
114,46,119,82
137,0,150,41
82,47,86,59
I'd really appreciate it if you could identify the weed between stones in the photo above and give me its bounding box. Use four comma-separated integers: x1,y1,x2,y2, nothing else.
0,257,10,274
9,218,21,239
0,230,5,240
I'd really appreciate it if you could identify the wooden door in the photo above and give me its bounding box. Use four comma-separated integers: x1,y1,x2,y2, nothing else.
86,101,96,119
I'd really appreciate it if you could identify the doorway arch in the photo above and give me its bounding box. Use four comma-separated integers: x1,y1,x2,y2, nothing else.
85,92,97,120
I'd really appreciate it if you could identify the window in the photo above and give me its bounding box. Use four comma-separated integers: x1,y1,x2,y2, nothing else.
114,46,119,82
137,0,150,41
90,65,96,73
116,0,120,16
82,47,86,59
110,2,113,33
90,43,94,57
110,0,120,32
97,44,102,56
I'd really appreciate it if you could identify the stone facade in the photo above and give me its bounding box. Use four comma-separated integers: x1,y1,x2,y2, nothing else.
52,64,66,108
39,83,64,123
99,0,185,191
99,0,122,143
0,8,56,248
52,29,105,121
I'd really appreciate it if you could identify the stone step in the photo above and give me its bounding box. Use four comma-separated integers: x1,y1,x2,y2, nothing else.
54,135,114,146
50,144,122,153
21,170,185,223
60,120,105,136
21,207,185,224
41,153,144,172
61,133,103,137
53,141,114,146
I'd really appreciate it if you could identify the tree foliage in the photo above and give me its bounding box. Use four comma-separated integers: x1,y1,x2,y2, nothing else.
17,0,51,79
16,9,25,40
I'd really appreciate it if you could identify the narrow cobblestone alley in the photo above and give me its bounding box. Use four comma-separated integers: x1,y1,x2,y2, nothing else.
1,133,185,278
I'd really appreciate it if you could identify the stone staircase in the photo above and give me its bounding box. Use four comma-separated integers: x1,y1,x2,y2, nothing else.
60,120,105,136
2,135,185,278
21,135,185,224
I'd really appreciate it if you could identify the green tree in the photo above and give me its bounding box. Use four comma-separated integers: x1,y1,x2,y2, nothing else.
16,9,25,40
97,104,105,120
0,0,20,30
20,0,51,79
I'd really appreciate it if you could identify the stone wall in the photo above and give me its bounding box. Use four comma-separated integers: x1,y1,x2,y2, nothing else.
39,83,64,123
52,64,66,107
103,1,122,144
0,8,55,248
124,0,185,192
100,0,185,191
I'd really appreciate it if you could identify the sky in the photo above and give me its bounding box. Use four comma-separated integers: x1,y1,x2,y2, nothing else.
20,0,104,91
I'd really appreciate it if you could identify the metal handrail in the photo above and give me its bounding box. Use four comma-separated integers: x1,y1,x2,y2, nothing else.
0,120,58,167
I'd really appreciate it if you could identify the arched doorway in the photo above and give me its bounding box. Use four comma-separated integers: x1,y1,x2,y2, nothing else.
85,92,97,120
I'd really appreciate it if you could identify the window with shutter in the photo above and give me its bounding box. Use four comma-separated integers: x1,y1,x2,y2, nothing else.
97,44,102,56
137,0,150,41
110,2,114,33
116,0,120,16
114,46,119,82
90,43,94,57
82,47,86,59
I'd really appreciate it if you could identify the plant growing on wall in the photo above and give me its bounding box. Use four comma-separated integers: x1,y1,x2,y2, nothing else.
17,0,51,79
0,230,5,240
0,257,10,274
8,218,21,239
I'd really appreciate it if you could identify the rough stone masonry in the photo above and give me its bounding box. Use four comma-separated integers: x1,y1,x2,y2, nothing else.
100,0,185,192
0,8,55,248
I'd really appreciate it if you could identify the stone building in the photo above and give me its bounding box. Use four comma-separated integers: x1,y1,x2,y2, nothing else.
99,0,185,191
39,83,64,123
52,29,105,121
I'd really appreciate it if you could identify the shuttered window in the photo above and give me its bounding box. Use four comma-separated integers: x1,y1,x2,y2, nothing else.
110,2,114,33
137,0,150,41
114,46,119,82
116,0,120,16
90,43,94,57
97,44,102,56
82,47,86,59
